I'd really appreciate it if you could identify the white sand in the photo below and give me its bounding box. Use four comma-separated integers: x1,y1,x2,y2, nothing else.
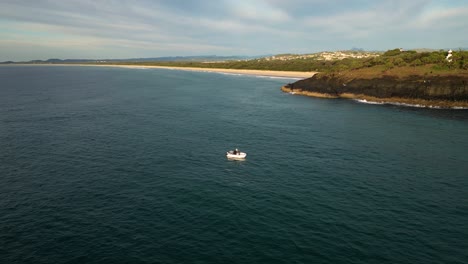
129,65,317,79
27,64,316,79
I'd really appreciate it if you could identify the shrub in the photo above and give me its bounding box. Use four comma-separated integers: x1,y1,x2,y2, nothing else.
383,48,402,56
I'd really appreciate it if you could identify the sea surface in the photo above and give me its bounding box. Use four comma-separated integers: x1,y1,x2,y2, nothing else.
1,65,467,264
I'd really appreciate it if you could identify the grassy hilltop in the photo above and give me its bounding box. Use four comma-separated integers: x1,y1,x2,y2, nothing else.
278,49,468,108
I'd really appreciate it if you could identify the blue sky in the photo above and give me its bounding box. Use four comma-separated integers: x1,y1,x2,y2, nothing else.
1,0,467,61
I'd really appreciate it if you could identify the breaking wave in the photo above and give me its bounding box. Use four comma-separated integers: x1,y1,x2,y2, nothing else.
354,99,468,110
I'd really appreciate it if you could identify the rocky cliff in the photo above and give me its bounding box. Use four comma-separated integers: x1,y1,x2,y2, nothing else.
283,73,468,108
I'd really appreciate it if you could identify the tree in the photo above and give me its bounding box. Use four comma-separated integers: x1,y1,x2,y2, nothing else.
383,48,402,56
393,58,406,67
385,61,395,70
411,59,422,67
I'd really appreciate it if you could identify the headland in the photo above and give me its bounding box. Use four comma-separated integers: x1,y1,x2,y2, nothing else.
282,68,468,108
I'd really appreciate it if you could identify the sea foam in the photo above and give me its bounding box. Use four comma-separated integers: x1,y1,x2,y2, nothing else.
354,99,468,110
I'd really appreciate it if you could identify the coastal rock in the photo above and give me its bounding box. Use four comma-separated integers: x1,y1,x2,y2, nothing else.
284,73,468,108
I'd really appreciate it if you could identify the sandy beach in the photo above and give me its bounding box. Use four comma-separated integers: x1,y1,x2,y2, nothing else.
19,63,316,79
134,65,317,79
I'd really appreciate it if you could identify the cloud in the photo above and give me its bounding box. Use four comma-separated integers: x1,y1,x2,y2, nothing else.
302,1,428,36
414,6,468,29
0,0,467,61
227,0,291,23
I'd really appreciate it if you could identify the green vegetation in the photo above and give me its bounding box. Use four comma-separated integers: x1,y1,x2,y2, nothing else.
96,49,467,74
283,49,468,108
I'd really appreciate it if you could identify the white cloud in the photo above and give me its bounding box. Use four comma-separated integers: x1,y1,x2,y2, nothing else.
0,0,467,61
413,6,468,29
227,0,290,23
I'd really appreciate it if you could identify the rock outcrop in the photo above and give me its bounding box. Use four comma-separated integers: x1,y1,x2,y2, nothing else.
283,73,468,108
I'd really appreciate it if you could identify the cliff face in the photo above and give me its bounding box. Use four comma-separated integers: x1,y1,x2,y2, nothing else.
286,73,468,102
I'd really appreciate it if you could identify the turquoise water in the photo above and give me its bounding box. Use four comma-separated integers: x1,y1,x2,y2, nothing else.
1,65,467,263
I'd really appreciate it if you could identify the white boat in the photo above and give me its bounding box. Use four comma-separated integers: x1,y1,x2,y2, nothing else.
226,149,247,159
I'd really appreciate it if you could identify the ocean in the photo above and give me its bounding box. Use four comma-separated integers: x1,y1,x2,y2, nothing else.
1,65,467,263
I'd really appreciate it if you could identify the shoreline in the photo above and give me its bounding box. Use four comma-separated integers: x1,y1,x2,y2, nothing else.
127,65,317,79
8,63,466,109
281,86,468,109
8,63,316,79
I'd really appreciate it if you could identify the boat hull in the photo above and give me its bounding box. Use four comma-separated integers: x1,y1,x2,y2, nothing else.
226,152,247,159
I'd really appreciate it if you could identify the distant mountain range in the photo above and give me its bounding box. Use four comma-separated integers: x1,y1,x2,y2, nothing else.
1,55,263,64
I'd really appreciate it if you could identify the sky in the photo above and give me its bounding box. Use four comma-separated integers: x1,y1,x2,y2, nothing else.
0,0,467,61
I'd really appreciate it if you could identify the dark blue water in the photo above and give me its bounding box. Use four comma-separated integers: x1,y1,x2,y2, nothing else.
1,65,467,264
